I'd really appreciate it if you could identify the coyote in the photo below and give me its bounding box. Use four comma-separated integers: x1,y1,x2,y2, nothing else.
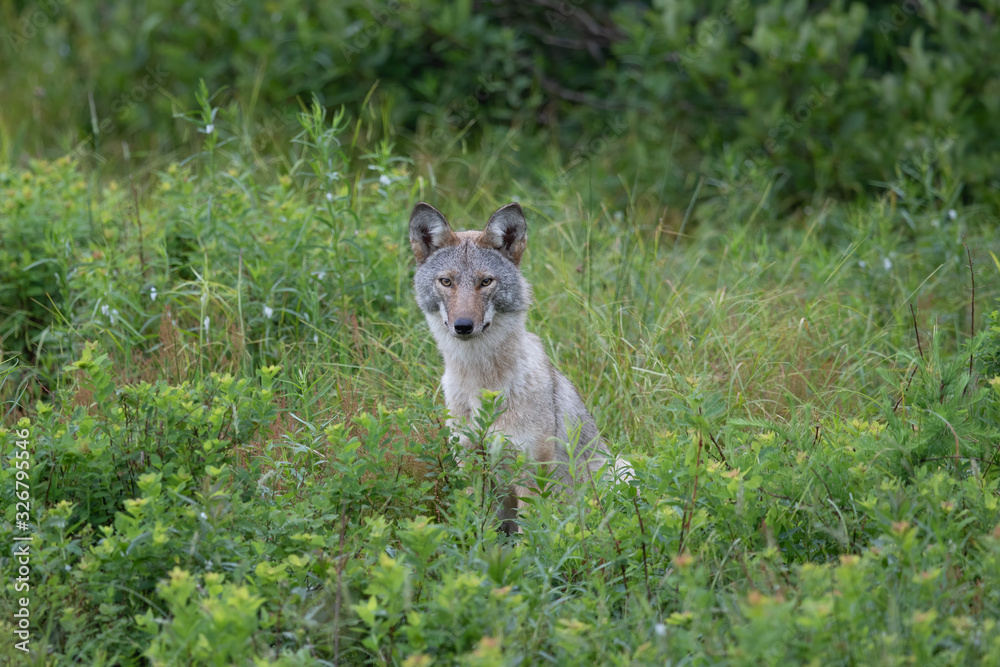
409,201,630,533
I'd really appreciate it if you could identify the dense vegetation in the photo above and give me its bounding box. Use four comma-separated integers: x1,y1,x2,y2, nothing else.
2,1,1000,665
3,0,1000,202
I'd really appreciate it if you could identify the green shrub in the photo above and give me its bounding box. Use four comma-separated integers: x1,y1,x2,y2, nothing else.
982,299,1000,379
0,158,91,370
3,0,999,201
34,343,278,526
607,0,1000,200
1,91,999,664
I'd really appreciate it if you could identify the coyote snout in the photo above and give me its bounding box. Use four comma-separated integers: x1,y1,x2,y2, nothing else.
437,272,494,338
453,318,477,335
409,201,632,534
411,201,528,344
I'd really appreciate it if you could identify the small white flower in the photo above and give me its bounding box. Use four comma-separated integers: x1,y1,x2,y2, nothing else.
150,286,157,302
948,209,957,220
110,309,119,325
317,271,326,281
882,257,893,271
654,623,667,637
379,174,391,186
200,512,208,521
203,316,210,331
101,304,110,316
65,564,71,571
859,260,867,268
203,123,214,134
263,305,274,319
205,559,213,570
313,334,319,343
326,192,334,202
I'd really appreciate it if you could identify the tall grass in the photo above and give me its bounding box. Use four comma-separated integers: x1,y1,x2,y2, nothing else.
1,96,999,665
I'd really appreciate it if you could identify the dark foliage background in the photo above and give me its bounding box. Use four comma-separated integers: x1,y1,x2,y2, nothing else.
3,2,1000,665
2,0,998,202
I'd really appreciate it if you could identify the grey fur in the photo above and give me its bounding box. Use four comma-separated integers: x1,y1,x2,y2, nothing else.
414,245,526,321
409,201,632,534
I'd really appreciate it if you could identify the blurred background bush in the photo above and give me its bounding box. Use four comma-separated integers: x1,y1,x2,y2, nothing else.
3,5,1000,663
1,0,998,204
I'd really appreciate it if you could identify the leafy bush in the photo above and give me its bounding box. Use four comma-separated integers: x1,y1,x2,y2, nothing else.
0,158,91,369
38,343,279,526
982,299,1000,379
3,323,999,663
3,0,999,201
1,88,999,664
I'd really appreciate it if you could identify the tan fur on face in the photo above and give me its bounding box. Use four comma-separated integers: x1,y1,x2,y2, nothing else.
444,278,487,327
453,231,480,243
410,201,633,535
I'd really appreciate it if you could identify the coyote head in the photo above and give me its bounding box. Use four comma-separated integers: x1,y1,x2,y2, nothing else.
409,202,530,339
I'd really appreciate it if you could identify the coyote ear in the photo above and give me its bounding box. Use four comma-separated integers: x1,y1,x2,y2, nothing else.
409,202,458,264
479,202,527,266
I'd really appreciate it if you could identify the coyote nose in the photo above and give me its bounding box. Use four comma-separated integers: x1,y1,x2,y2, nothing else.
454,318,474,334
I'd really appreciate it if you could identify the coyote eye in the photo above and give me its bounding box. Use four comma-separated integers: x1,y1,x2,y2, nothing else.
439,277,452,287
480,277,493,286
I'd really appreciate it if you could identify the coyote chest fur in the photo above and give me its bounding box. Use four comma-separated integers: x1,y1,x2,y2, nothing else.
409,202,622,532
